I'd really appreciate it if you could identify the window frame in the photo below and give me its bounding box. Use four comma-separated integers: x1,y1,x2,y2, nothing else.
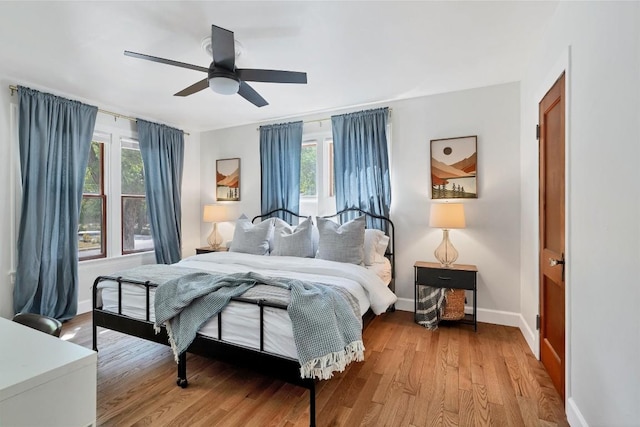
79,140,106,261
299,128,336,218
78,128,156,262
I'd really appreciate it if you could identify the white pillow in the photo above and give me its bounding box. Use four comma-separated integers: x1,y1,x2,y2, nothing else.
375,234,390,263
271,217,315,257
316,216,366,265
364,229,390,265
229,217,274,255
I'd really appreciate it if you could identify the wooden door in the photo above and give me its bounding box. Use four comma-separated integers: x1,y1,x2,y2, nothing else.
539,72,566,402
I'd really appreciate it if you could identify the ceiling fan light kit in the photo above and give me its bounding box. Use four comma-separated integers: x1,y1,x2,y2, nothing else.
125,24,307,107
208,69,240,95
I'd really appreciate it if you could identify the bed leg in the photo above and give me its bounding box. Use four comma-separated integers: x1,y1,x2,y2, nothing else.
176,353,188,388
92,314,98,352
309,382,316,427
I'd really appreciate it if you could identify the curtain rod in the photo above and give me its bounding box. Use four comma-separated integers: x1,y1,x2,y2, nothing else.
255,107,393,131
9,85,190,136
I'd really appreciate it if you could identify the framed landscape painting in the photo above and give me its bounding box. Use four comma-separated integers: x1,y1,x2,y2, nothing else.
216,158,240,201
430,135,477,199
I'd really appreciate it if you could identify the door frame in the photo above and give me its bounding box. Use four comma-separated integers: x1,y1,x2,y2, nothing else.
533,46,571,404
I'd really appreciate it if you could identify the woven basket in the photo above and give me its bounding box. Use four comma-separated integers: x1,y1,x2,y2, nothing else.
441,289,466,321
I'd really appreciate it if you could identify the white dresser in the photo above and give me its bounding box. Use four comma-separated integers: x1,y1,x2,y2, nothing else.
0,317,97,427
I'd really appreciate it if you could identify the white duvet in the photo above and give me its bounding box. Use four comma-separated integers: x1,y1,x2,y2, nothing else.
99,252,397,359
180,252,396,314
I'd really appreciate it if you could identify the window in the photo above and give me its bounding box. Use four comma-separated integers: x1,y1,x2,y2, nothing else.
121,139,153,254
77,129,154,261
300,142,317,197
299,133,335,217
78,139,106,260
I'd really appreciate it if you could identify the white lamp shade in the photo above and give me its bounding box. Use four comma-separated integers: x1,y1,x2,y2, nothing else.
209,76,240,95
203,204,225,223
429,203,466,229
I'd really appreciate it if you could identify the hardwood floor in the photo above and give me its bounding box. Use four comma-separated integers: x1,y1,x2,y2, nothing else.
63,311,568,426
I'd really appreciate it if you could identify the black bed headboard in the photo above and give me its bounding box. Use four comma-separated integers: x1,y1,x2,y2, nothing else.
252,208,307,224
252,208,395,284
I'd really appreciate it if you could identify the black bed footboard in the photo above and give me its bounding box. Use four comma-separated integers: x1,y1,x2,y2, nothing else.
92,275,318,426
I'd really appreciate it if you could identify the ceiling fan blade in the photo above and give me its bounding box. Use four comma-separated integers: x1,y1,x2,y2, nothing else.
211,25,235,70
174,78,209,97
124,51,208,73
236,69,307,84
238,81,268,107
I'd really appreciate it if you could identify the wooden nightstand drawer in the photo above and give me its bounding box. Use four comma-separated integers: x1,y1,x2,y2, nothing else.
416,267,475,290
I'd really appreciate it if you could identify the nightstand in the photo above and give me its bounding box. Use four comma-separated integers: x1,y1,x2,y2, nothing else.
196,247,228,254
414,261,478,331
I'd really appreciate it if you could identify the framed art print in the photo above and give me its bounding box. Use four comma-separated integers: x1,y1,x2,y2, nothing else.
430,135,477,199
216,158,240,201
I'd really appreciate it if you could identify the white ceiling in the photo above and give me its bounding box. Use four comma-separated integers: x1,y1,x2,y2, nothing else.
0,1,558,132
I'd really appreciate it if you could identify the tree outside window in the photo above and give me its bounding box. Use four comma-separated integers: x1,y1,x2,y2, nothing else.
121,139,153,254
300,142,317,197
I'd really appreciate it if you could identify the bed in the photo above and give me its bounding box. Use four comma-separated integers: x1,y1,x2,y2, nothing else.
92,208,396,426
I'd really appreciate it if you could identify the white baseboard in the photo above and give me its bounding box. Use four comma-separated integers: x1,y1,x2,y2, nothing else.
567,397,589,427
394,297,414,312
395,297,520,328
519,314,539,357
78,299,92,315
475,307,519,327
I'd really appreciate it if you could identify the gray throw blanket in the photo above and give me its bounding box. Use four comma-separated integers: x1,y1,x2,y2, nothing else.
129,268,364,380
415,285,446,330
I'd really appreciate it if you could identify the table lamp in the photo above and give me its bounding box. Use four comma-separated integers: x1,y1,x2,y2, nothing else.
203,204,225,249
429,203,466,267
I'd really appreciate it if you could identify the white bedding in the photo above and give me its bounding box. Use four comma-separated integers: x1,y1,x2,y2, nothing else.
99,252,397,359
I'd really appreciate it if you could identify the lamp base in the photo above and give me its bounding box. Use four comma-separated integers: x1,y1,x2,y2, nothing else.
207,223,222,250
434,229,458,267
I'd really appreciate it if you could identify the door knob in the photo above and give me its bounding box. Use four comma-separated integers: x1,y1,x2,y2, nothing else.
549,258,565,267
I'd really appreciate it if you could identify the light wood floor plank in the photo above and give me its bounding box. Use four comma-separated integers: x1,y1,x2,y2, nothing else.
64,311,568,426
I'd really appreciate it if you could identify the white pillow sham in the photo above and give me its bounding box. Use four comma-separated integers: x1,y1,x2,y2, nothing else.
271,217,315,257
229,217,274,255
364,229,390,265
316,216,366,265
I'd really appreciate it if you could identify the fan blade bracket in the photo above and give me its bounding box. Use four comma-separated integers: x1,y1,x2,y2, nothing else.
237,68,307,84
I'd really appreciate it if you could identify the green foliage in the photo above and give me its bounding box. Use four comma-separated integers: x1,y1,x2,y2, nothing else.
80,141,103,240
83,141,101,194
79,197,102,234
300,144,317,196
121,147,145,195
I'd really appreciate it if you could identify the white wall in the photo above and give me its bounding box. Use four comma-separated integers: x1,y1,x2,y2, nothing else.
0,80,201,318
0,76,15,319
200,82,522,322
520,2,640,425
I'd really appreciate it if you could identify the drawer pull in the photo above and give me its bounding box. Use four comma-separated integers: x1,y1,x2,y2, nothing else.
438,276,452,280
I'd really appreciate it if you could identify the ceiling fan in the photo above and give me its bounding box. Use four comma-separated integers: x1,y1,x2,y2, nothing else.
124,24,307,107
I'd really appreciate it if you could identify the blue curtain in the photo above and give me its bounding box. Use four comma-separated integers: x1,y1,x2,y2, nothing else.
137,119,184,264
14,86,98,320
260,121,303,224
331,107,391,232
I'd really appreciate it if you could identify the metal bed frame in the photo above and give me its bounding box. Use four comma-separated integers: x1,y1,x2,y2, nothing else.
92,208,395,427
